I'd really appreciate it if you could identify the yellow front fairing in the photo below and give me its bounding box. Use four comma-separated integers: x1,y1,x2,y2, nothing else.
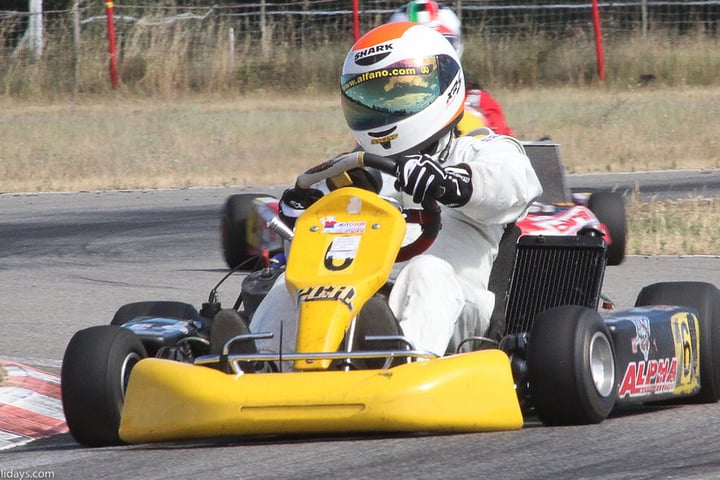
119,351,523,444
285,187,406,369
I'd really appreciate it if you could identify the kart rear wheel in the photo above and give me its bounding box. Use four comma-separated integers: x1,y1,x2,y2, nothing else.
635,281,720,403
111,300,200,326
221,193,273,269
528,305,616,425
61,325,147,446
588,190,626,266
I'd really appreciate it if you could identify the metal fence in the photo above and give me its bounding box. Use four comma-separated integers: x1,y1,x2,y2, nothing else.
2,0,719,58
1,0,718,92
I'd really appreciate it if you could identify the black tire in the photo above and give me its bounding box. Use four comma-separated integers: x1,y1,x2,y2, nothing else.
111,300,199,326
588,190,627,266
209,309,254,355
209,309,256,373
351,297,404,369
221,193,273,269
635,281,720,403
528,305,616,425
61,325,147,446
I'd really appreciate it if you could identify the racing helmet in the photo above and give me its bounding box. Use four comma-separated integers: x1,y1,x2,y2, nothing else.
340,22,465,158
389,0,464,58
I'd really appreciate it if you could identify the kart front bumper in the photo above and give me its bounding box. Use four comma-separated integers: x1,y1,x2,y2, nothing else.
119,349,523,444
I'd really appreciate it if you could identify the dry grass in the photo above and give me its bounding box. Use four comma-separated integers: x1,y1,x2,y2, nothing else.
1,87,719,256
2,86,719,193
628,196,720,256
0,94,350,191
503,87,720,173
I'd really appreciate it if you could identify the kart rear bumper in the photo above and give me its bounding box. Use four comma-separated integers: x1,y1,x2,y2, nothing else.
119,350,523,443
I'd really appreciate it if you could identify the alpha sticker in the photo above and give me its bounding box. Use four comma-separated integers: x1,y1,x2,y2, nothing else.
618,358,678,398
618,310,701,398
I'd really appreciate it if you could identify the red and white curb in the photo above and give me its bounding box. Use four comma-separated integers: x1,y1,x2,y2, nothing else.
0,360,68,450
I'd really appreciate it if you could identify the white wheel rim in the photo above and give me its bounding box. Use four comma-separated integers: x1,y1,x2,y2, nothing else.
589,331,615,398
120,352,142,400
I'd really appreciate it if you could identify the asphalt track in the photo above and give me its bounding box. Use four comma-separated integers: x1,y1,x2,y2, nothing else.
2,172,720,479
567,168,720,200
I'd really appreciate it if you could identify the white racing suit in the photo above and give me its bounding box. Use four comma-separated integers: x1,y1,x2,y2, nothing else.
250,130,543,358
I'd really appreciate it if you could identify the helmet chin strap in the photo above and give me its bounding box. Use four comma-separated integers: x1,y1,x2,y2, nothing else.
403,127,455,162
430,130,454,164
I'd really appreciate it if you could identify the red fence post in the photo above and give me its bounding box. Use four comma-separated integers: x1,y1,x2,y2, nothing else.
353,0,360,42
105,0,119,89
591,0,606,81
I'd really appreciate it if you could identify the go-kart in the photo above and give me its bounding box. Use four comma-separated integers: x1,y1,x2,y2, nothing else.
61,151,720,448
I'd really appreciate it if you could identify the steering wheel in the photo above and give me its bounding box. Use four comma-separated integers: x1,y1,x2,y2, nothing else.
295,152,441,263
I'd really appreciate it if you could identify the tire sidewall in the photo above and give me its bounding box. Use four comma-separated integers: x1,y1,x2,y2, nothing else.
62,325,147,446
573,311,616,422
528,305,616,425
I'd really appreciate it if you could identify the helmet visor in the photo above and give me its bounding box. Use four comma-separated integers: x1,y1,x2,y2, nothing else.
341,55,457,131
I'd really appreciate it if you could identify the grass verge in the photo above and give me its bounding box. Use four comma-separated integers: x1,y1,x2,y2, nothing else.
1,88,718,257
628,196,720,256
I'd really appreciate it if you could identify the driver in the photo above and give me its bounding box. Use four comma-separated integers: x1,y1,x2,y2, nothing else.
249,22,542,358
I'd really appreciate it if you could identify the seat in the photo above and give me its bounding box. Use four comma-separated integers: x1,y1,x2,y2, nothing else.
486,223,521,342
521,140,572,204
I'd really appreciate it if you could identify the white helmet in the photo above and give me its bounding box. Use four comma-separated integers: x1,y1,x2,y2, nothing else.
340,22,465,158
389,0,464,58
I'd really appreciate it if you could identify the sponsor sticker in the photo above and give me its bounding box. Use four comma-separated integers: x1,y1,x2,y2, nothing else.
670,311,700,395
619,358,678,398
296,285,356,311
322,216,366,234
327,235,361,259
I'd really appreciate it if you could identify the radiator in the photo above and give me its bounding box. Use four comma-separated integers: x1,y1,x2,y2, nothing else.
503,235,607,336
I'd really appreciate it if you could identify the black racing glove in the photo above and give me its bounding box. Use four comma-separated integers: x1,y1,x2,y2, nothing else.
279,187,323,229
395,154,473,207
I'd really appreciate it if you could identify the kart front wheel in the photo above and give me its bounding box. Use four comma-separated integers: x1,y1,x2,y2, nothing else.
528,305,616,425
635,281,720,403
61,325,147,446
